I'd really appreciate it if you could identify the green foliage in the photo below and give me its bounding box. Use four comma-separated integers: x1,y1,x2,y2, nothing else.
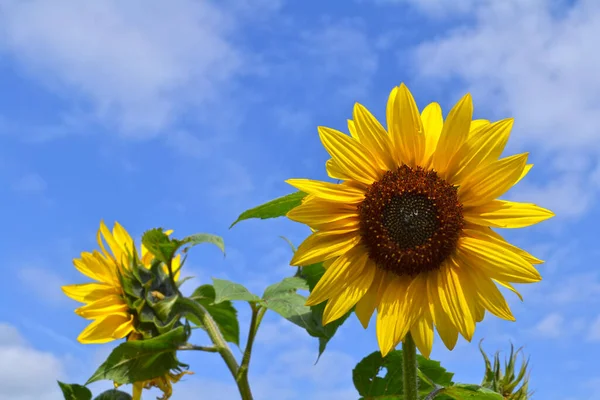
352,350,453,399
212,278,262,303
87,327,188,385
93,390,133,400
189,284,240,345
141,229,225,267
57,381,92,400
439,384,504,400
229,191,307,228
478,340,532,399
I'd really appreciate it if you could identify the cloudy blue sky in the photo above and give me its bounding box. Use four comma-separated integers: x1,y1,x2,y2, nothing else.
1,0,599,399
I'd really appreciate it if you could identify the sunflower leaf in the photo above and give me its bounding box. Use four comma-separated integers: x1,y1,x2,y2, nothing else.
439,384,504,399
57,381,92,400
93,389,133,400
352,350,455,399
188,284,240,345
86,327,188,385
212,278,261,303
262,277,308,299
181,233,225,256
229,191,307,228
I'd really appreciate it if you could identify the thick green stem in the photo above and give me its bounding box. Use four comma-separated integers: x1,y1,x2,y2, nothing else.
402,333,419,400
237,304,266,385
179,297,253,400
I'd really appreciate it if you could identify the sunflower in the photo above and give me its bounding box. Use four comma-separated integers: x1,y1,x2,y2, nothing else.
286,83,553,358
61,221,181,344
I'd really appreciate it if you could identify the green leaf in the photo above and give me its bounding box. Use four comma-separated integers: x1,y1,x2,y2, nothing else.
189,284,240,345
181,233,225,256
86,327,188,385
352,350,455,399
212,278,261,303
93,390,133,400
441,384,504,400
230,191,307,228
57,381,92,400
262,277,308,299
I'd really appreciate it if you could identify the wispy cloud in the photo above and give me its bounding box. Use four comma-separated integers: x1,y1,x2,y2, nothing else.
11,173,47,194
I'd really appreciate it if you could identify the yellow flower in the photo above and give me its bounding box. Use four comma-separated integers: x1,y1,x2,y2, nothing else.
286,83,554,358
61,221,181,344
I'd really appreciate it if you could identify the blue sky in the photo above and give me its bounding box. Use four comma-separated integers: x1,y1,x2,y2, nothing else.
1,0,599,399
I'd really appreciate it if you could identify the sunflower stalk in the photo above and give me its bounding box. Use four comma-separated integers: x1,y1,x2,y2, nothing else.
178,297,254,400
237,304,267,385
402,333,419,400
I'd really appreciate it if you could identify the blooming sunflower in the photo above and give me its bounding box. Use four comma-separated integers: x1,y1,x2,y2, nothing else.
61,221,181,343
286,83,553,358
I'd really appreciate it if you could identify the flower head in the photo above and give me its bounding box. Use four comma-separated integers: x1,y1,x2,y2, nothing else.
61,221,181,343
286,83,554,357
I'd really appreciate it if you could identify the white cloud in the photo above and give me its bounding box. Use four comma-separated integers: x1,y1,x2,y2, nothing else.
0,323,65,400
0,0,243,136
586,314,600,342
12,173,47,194
530,313,564,338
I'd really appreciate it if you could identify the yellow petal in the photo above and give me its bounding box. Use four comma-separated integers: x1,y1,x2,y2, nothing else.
285,179,366,203
376,276,414,357
517,164,533,184
98,221,125,264
467,119,491,138
112,222,136,258
62,283,119,304
291,230,361,266
427,270,459,350
447,118,514,185
318,126,381,185
421,102,443,167
73,252,113,283
410,309,434,359
287,198,358,229
325,159,354,181
459,153,528,208
462,267,515,321
322,261,376,325
347,119,360,141
463,225,543,265
432,93,473,177
133,382,143,400
355,268,385,329
353,103,396,170
457,235,542,283
77,314,133,344
494,280,524,302
464,199,554,229
306,246,371,306
437,261,475,341
386,86,400,164
75,295,129,319
389,84,425,167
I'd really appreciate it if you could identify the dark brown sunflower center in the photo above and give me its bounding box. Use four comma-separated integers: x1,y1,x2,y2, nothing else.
357,165,464,277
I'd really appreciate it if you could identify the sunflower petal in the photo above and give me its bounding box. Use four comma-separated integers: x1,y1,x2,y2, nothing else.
322,261,376,325
467,119,491,138
62,283,119,304
306,246,371,306
463,267,515,321
494,280,524,302
355,267,385,329
457,235,542,283
427,269,459,350
75,295,129,319
438,261,475,341
464,199,554,229
325,159,353,181
459,153,528,208
447,118,514,185
377,276,413,357
73,252,113,283
99,221,125,264
421,102,443,167
463,225,543,265
112,222,136,258
410,309,434,359
318,126,381,184
77,314,133,344
291,230,361,267
285,179,365,203
432,93,473,177
287,198,358,229
353,103,395,170
517,164,533,184
389,84,425,167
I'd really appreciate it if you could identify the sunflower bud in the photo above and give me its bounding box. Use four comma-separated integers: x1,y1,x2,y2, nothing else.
479,339,532,399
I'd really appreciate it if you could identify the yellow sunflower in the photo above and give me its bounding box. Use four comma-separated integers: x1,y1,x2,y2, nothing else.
286,83,553,358
61,221,181,344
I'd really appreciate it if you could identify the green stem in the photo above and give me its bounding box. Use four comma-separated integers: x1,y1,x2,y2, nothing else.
179,297,253,400
178,343,218,352
237,304,266,385
402,333,419,400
